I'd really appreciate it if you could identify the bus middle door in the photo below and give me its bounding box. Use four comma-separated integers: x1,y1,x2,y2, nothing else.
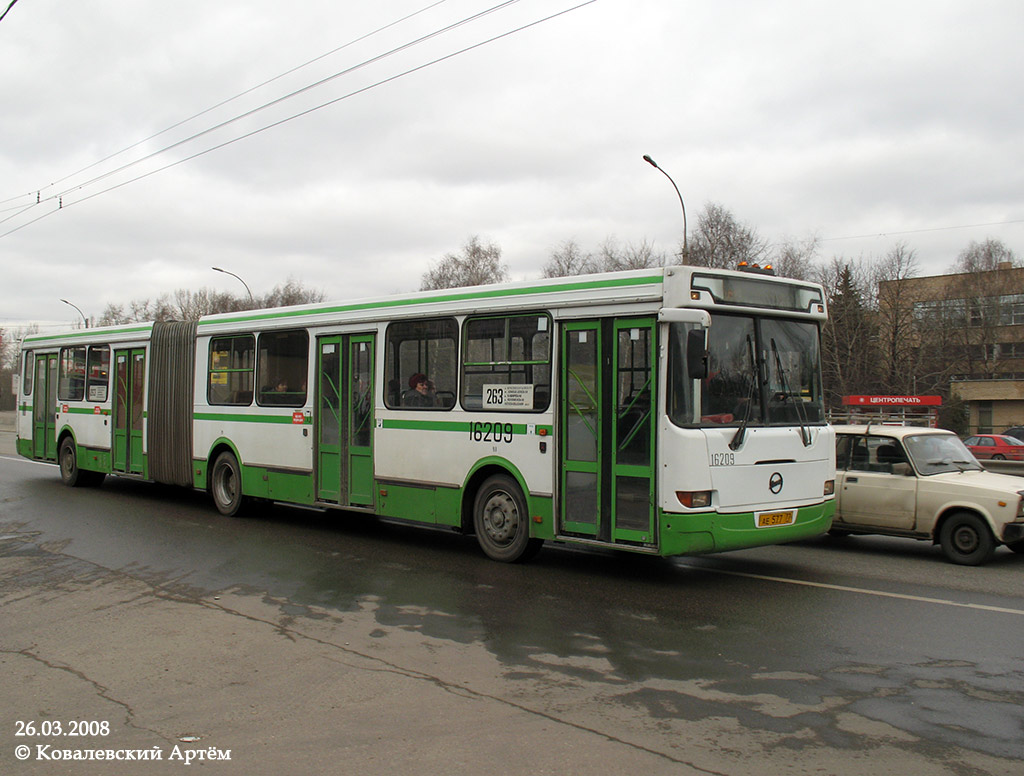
112,349,145,475
560,318,657,545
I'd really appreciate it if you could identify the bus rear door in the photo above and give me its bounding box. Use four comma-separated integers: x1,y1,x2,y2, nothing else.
316,334,375,507
32,353,58,460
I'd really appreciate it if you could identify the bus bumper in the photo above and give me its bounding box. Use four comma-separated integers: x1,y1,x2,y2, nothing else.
658,499,835,557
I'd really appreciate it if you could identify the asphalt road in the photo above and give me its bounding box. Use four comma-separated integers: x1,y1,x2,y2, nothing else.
1,426,1022,775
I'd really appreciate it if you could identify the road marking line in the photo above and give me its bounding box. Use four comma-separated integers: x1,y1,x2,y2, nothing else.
680,563,1024,616
0,455,53,467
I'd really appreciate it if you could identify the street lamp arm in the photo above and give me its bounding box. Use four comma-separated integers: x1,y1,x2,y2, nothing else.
212,266,254,303
60,298,88,328
643,154,688,260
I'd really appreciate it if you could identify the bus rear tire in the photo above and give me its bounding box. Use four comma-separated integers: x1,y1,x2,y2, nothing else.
211,452,246,516
59,437,103,487
473,474,542,563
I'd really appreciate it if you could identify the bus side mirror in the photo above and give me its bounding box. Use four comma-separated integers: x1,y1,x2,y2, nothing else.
687,329,708,380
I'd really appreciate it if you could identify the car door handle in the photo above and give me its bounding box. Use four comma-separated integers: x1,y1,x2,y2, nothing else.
846,476,858,483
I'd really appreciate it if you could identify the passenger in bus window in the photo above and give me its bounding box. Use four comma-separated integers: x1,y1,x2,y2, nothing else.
261,376,290,405
404,373,436,408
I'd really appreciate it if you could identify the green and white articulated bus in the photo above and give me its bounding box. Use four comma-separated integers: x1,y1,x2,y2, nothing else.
16,265,835,562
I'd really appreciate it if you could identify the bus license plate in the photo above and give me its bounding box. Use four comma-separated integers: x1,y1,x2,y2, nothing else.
756,510,795,528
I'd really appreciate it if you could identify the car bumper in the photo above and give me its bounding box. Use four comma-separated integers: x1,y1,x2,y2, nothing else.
1003,523,1024,544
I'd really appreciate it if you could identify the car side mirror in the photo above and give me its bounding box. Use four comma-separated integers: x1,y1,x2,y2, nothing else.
687,329,708,380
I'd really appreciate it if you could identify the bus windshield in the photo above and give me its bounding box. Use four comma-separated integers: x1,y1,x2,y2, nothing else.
668,315,825,428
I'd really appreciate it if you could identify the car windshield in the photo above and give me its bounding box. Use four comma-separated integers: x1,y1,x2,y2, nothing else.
904,433,983,475
1000,436,1024,446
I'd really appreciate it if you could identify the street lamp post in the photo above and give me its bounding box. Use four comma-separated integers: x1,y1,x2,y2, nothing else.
642,154,687,261
60,298,88,328
212,266,254,304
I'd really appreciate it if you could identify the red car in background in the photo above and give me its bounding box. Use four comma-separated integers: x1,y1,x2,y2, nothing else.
963,434,1024,461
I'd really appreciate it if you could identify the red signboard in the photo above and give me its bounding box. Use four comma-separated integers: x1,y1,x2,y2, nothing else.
841,395,942,407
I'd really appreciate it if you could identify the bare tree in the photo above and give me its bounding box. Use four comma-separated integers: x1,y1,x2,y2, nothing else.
950,238,1017,273
96,279,326,325
542,239,596,278
420,235,509,291
773,235,820,281
874,242,921,394
944,240,1020,380
685,202,770,269
257,278,325,308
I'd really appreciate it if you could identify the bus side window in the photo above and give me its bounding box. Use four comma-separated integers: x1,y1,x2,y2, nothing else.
461,313,551,412
23,351,34,396
209,335,255,406
256,330,309,408
384,318,458,411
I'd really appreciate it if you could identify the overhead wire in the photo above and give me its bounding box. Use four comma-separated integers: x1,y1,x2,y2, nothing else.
0,0,454,209
0,0,544,234
2,1,599,241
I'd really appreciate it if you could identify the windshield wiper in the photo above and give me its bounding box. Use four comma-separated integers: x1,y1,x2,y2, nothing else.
771,338,811,447
729,335,758,451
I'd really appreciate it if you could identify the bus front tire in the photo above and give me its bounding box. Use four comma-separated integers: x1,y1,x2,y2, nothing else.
473,474,542,563
211,452,246,517
939,511,995,566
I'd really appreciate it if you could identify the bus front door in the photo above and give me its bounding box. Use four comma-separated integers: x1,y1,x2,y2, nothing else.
560,318,656,544
316,334,375,507
113,349,145,475
32,353,58,460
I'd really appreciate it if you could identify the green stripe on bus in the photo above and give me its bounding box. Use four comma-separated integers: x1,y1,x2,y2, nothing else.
24,324,154,343
197,273,664,328
194,412,309,425
63,406,112,416
381,418,552,435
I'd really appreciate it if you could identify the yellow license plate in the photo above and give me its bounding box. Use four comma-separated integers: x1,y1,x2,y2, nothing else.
757,510,795,527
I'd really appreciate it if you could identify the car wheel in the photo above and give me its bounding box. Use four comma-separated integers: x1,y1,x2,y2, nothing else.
939,512,996,566
992,454,1006,460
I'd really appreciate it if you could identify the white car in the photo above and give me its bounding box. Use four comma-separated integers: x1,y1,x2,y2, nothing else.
833,424,1024,565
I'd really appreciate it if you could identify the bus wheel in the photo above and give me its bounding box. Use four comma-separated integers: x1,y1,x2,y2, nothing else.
59,438,84,487
473,474,542,563
211,452,246,517
939,512,995,566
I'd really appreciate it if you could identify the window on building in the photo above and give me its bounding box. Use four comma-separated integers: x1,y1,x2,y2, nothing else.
978,401,993,434
385,319,457,410
461,314,551,411
256,330,309,407
209,335,254,406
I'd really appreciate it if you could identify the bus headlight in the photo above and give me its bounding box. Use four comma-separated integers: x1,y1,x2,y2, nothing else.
824,480,835,496
676,491,712,509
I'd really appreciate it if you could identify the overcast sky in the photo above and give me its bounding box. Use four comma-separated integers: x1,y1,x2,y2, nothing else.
2,0,1022,330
